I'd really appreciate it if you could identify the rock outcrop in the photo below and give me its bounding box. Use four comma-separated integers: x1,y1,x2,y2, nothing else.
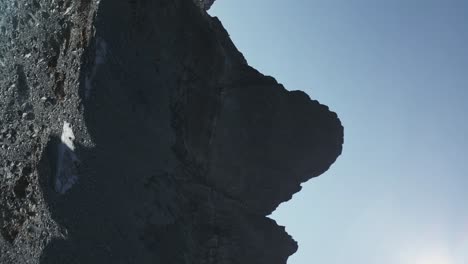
0,0,343,263
194,0,216,10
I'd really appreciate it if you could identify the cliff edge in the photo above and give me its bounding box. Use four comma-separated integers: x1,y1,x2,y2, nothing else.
0,0,343,263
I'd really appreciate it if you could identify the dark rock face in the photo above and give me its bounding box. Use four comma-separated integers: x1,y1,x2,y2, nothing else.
0,0,343,263
194,0,216,10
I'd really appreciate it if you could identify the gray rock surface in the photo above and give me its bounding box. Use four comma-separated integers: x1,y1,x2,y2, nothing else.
0,0,343,263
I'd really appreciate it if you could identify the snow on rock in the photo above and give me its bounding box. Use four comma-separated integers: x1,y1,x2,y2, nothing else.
55,121,79,194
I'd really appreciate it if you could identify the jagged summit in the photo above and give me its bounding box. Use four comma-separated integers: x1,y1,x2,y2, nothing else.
0,0,343,263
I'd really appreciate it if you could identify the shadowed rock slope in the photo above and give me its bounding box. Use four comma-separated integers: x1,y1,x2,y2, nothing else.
0,0,343,263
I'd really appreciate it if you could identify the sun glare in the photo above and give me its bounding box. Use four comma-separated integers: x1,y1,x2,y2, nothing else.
410,245,454,264
396,239,455,264
415,254,451,264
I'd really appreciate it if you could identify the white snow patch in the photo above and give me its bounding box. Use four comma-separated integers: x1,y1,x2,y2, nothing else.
85,37,107,99
61,121,75,151
55,121,79,194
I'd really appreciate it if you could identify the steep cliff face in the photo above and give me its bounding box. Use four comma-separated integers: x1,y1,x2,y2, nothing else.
0,0,343,263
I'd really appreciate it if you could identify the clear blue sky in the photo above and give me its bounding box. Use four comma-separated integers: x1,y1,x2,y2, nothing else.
210,1,468,263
